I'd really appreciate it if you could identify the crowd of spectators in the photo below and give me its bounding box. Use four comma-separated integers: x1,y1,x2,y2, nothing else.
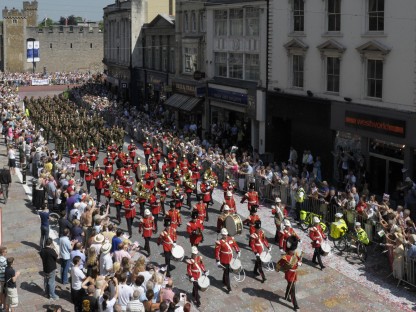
0,71,100,86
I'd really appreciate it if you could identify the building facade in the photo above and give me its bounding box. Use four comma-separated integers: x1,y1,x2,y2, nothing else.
205,0,268,153
103,0,174,101
1,1,103,73
268,0,416,193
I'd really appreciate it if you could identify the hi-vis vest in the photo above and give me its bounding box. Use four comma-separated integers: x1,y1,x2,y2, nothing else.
296,188,306,203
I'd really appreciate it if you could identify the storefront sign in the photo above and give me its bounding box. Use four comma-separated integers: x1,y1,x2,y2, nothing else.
173,82,195,96
208,87,248,105
345,111,406,138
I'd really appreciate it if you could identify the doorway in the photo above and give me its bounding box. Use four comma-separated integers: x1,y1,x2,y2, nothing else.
369,155,403,194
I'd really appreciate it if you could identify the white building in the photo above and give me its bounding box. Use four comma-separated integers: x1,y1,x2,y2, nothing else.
267,0,416,193
205,0,268,153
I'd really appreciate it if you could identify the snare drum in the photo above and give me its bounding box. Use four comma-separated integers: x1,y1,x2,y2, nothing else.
138,164,147,177
225,214,243,236
260,251,272,263
320,242,331,256
197,276,210,291
230,258,242,273
172,245,184,261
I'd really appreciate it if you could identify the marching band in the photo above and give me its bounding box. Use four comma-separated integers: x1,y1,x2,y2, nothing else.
64,140,310,310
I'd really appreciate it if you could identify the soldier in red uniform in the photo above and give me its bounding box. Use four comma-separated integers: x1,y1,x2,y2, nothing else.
167,147,178,174
171,186,184,211
243,205,261,235
222,175,236,198
250,220,269,283
103,174,112,203
93,164,105,203
148,154,158,172
279,220,300,254
215,228,240,293
190,158,201,192
143,137,152,166
217,205,231,233
187,210,204,247
133,157,143,182
124,196,136,238
153,142,162,173
221,191,237,214
193,195,207,223
162,158,170,179
183,172,195,208
114,165,125,182
157,175,169,215
88,144,98,168
309,217,326,270
103,152,114,176
144,168,156,188
272,197,286,242
166,201,181,230
69,145,79,174
179,155,189,175
200,178,212,221
84,162,94,193
241,182,259,211
172,168,182,186
78,151,87,182
276,236,301,310
139,209,155,256
127,139,137,161
157,217,177,277
187,246,207,308
149,190,161,232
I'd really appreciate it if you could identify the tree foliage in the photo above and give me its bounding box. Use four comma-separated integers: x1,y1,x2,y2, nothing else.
59,15,77,26
38,18,54,28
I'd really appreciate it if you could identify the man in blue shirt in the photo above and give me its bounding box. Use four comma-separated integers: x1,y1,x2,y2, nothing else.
111,229,124,253
59,228,74,285
407,234,416,259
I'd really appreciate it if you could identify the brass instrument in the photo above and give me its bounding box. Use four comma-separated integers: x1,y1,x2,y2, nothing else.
138,190,151,200
134,181,143,193
109,180,120,191
203,168,218,188
185,179,196,190
111,188,126,202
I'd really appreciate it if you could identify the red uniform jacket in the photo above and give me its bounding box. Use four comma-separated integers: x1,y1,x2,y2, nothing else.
193,202,207,222
222,181,236,194
200,183,212,203
153,147,162,161
243,214,261,234
148,157,158,172
309,225,326,248
69,149,79,164
172,190,184,209
139,216,155,237
217,213,229,233
215,237,240,265
115,168,125,181
93,169,105,189
143,142,152,155
162,163,170,178
157,181,169,201
157,227,177,252
277,254,301,282
149,194,161,215
88,148,97,162
190,163,201,182
78,157,87,171
128,144,137,159
242,191,259,210
103,157,114,175
166,209,181,229
250,230,270,254
168,152,178,169
222,197,237,214
103,178,112,198
187,220,204,245
124,199,136,219
84,168,93,182
179,159,189,171
279,227,300,251
187,256,206,280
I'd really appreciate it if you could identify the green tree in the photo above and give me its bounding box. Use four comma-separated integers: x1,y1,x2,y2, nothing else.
98,20,104,32
38,18,54,28
59,15,77,26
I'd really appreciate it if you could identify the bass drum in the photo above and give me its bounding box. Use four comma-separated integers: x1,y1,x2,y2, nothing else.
230,258,242,273
138,164,148,178
197,276,210,292
172,245,185,261
225,214,243,236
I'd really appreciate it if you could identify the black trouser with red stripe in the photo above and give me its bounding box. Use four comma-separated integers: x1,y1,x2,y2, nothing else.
222,263,231,291
192,280,201,305
285,281,298,308
254,255,265,280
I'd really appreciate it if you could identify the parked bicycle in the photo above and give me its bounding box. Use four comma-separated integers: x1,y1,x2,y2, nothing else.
334,230,368,262
299,210,329,234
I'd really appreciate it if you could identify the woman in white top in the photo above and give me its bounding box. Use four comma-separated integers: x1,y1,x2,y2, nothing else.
7,145,16,175
98,277,119,312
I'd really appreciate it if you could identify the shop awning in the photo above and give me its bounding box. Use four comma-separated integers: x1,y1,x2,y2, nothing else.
180,97,202,112
164,94,189,109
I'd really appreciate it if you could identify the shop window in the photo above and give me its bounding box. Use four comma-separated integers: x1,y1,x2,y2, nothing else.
245,54,259,81
292,54,304,88
246,7,259,36
367,59,383,98
184,11,189,33
368,0,384,32
229,9,243,36
326,56,340,93
214,10,227,36
293,0,305,32
327,0,341,32
184,47,197,73
229,53,243,79
191,11,197,32
214,52,227,77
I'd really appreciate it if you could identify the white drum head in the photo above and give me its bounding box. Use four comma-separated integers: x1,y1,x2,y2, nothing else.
197,276,210,291
260,251,272,263
230,258,241,272
172,245,184,261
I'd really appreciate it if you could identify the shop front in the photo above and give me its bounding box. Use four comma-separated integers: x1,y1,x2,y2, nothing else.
331,102,416,194
207,82,257,150
145,70,170,104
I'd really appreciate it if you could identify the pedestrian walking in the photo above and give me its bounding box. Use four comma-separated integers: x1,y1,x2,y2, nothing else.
38,203,50,248
0,168,11,204
40,238,59,300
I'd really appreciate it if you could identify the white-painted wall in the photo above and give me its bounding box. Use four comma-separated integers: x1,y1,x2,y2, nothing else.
269,0,416,112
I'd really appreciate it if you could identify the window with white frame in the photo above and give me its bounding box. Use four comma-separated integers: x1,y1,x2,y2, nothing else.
229,9,244,36
214,52,227,77
184,47,198,73
229,53,243,79
367,59,383,98
326,57,340,92
184,11,189,32
293,0,304,32
245,54,260,81
199,10,206,32
246,7,260,36
327,0,341,32
292,54,304,88
214,10,227,36
368,0,384,31
191,11,197,32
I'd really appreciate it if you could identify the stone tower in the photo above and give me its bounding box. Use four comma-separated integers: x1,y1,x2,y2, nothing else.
23,1,38,27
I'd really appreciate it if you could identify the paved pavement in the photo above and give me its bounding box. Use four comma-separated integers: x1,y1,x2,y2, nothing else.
1,90,415,311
